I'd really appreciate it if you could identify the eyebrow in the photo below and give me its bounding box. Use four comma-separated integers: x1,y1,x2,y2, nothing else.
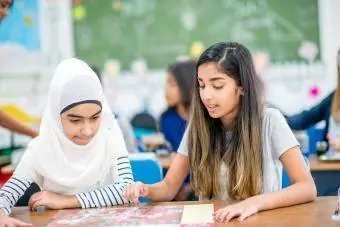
67,110,102,118
197,77,225,82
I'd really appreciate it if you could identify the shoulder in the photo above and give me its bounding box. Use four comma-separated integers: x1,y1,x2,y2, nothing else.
262,108,299,158
262,107,289,134
323,91,335,104
263,108,285,123
160,108,179,124
161,108,177,118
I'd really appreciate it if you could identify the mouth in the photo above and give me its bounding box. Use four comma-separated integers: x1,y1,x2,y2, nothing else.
74,136,92,143
205,104,219,113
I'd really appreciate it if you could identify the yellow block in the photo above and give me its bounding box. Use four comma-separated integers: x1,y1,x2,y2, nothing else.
0,105,40,125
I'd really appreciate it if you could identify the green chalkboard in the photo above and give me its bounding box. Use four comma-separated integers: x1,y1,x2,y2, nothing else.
73,0,320,70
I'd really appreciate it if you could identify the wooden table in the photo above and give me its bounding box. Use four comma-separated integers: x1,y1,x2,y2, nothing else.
10,197,340,227
309,155,340,171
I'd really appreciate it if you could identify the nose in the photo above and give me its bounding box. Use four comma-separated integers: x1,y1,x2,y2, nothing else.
201,86,213,102
82,123,93,137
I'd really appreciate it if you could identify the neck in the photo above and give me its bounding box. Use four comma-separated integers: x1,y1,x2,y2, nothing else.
176,104,188,120
220,106,239,130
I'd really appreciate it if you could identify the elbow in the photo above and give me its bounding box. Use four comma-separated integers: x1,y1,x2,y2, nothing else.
163,187,178,202
310,182,317,201
304,180,317,202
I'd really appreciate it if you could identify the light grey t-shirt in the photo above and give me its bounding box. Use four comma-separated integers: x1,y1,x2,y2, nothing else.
178,108,300,200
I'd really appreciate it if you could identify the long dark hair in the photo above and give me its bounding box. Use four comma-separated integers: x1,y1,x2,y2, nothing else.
188,41,264,200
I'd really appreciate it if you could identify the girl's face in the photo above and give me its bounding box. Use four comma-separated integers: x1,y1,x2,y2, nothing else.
60,103,102,145
197,62,243,126
165,72,181,107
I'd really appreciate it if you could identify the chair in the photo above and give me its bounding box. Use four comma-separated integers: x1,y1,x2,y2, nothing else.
131,112,158,135
282,155,309,188
307,125,325,155
129,153,163,203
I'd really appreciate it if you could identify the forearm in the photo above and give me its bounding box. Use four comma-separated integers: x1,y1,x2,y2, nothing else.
0,111,38,137
146,153,190,201
0,177,32,215
76,182,131,209
76,155,134,209
59,195,81,209
249,181,316,212
147,179,181,201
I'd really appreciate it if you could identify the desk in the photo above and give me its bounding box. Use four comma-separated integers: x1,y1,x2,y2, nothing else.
309,155,340,171
10,197,339,227
309,155,340,196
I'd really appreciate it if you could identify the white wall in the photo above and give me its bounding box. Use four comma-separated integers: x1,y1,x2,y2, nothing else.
40,0,74,67
319,0,340,83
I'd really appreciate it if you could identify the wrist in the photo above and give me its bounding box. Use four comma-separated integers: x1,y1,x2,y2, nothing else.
144,184,151,199
62,195,80,209
246,195,263,211
0,209,7,217
0,209,7,218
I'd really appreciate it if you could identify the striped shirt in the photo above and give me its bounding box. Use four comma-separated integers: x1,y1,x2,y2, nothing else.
0,155,133,215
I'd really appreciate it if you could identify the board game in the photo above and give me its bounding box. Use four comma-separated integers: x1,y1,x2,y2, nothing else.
47,204,214,227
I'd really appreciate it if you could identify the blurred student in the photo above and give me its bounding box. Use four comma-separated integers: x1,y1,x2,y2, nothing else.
285,49,340,151
159,60,196,151
159,59,196,201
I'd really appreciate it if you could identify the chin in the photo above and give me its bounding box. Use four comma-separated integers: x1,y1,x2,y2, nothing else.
207,112,223,119
72,139,91,146
167,102,176,108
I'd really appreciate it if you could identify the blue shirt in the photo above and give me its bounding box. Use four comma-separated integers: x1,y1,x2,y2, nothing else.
159,108,187,151
285,91,334,141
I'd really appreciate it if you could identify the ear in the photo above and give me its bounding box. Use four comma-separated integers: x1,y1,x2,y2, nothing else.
238,87,245,96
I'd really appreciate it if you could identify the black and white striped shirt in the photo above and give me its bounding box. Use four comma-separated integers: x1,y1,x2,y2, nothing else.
0,155,133,215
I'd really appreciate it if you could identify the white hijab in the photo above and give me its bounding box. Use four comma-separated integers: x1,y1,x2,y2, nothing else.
15,58,127,191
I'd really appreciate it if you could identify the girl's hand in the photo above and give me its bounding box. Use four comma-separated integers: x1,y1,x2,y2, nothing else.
214,199,259,222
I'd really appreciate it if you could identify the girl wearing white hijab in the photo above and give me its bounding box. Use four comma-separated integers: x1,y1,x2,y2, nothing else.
0,59,133,226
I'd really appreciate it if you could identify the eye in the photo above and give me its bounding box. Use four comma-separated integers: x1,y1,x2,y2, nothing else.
167,81,177,87
70,119,81,123
91,116,100,121
213,85,224,89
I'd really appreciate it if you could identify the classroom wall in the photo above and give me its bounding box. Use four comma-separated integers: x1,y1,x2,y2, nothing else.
265,0,340,114
97,0,340,118
0,0,340,147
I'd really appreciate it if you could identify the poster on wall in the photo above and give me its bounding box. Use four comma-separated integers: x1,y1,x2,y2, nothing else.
0,0,43,75
0,0,73,76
